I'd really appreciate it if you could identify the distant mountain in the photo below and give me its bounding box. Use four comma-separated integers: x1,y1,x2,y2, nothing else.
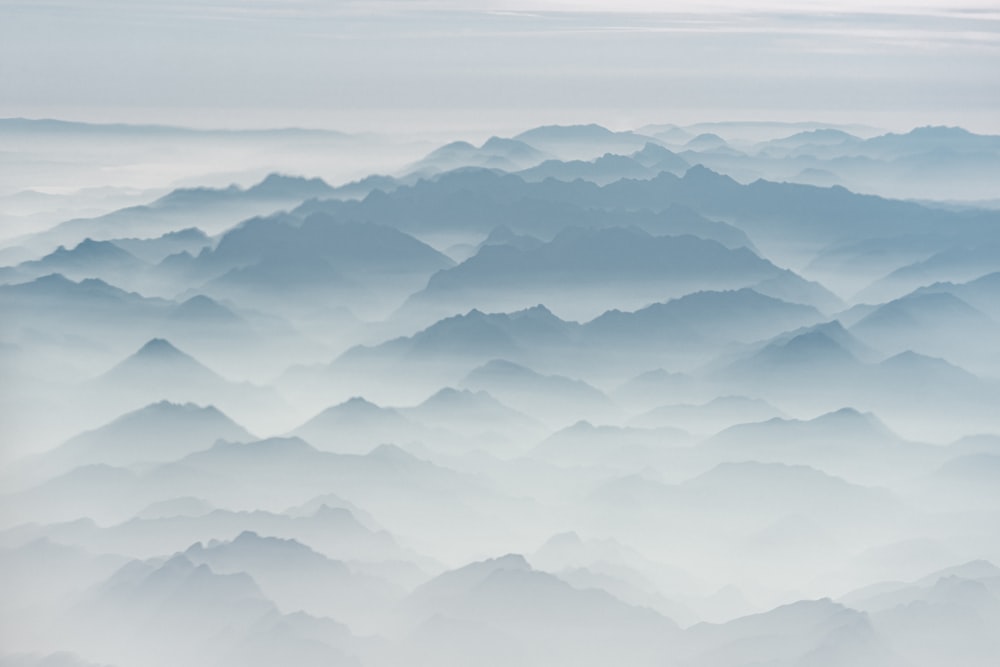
630,396,786,435
859,561,1000,666
399,553,531,618
391,552,679,667
476,225,545,253
87,338,284,432
289,305,587,425
2,238,148,286
180,211,453,316
684,133,729,150
66,553,356,667
199,251,361,309
855,125,1000,158
584,289,823,348
28,156,1000,266
529,531,702,604
841,559,1000,613
705,321,884,416
295,166,761,248
719,325,866,380
854,291,993,334
877,350,982,385
913,272,1000,320
22,173,341,252
97,338,227,388
517,153,657,185
591,461,901,528
680,120,875,143
408,137,548,174
34,400,254,473
460,359,618,426
709,406,897,448
167,294,246,327
185,530,404,633
916,453,1000,511
11,432,490,543
331,305,581,382
857,243,1000,303
513,124,661,160
679,598,894,666
803,233,944,297
332,293,825,407
155,293,332,383
5,463,141,527
751,268,845,313
636,123,694,144
790,166,842,187
11,504,405,564
402,227,785,321
283,494,381,530
0,537,128,634
109,227,211,264
148,174,334,208
866,350,1000,439
632,142,691,171
759,128,862,151
516,143,689,185
699,408,939,483
850,291,1000,369
403,387,546,443
290,397,438,454
0,274,169,332
136,437,508,551
324,173,403,200
754,320,880,362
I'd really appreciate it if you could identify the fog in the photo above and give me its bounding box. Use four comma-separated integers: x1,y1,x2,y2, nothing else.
1,115,999,667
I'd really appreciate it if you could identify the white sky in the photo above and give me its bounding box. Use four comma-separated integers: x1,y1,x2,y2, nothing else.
1,1,998,133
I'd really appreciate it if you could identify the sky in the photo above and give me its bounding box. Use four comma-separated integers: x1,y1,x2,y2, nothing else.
1,0,999,134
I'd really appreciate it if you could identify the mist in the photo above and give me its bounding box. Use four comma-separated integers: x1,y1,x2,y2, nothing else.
2,115,999,667
3,2,1000,666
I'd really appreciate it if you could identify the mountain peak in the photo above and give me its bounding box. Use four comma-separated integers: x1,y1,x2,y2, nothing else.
134,338,185,360
340,396,383,411
685,132,727,148
683,164,735,184
248,172,333,198
516,123,615,139
821,406,864,420
493,553,532,570
909,125,973,138
368,442,418,463
420,387,479,407
516,303,554,316
480,136,540,154
209,436,315,456
813,407,893,434
171,294,243,323
879,350,978,379
42,237,137,263
143,399,213,414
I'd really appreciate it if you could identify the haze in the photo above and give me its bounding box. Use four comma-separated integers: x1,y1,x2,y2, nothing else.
2,3,1000,667
2,1,999,134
